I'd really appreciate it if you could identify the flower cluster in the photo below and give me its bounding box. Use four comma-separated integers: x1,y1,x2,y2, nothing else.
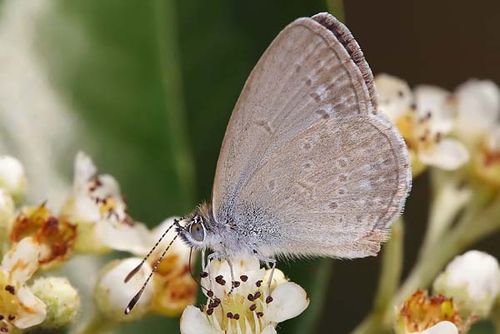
352,74,500,334
0,152,200,332
376,74,500,181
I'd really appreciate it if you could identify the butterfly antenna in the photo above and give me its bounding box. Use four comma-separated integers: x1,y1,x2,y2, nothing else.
124,219,178,283
124,232,180,314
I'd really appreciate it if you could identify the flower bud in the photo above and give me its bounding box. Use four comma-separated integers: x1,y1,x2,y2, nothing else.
95,258,154,321
31,276,80,328
433,250,500,318
0,156,26,201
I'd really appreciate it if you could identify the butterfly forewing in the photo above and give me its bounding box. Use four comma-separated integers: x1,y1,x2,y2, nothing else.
212,13,410,259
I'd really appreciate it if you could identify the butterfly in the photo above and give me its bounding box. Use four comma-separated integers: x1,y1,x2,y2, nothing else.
125,12,411,314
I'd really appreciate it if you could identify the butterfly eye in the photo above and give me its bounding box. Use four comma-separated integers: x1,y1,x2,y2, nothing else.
189,221,205,242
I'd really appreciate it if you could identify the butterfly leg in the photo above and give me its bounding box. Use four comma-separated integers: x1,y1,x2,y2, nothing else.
226,258,236,295
264,258,276,296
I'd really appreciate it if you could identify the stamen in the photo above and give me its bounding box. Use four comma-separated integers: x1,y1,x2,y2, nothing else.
215,275,226,285
266,296,273,304
240,275,248,282
249,304,257,311
253,291,261,299
255,280,263,287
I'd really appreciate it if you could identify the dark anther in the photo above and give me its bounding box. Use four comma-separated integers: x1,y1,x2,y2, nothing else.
255,280,263,287
249,304,257,311
0,315,3,320
233,313,240,320
4,285,15,295
200,271,208,278
253,291,261,299
7,315,14,321
247,294,255,301
215,275,226,285
240,275,248,282
398,90,404,97
227,312,234,319
207,290,214,298
213,297,221,305
206,308,214,315
256,312,264,318
0,328,7,333
232,281,240,288
266,296,273,304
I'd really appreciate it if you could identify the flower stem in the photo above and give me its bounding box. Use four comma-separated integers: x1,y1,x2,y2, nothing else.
390,191,500,318
419,171,470,256
154,0,196,212
351,219,404,334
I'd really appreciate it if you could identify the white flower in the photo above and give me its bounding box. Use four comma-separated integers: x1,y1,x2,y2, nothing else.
180,256,309,334
375,74,469,175
453,79,500,145
31,276,80,328
411,321,458,334
0,156,26,200
95,257,154,321
376,73,413,120
0,237,46,331
433,250,500,317
61,152,150,254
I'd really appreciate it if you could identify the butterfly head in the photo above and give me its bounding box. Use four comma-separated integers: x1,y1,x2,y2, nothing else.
177,203,213,250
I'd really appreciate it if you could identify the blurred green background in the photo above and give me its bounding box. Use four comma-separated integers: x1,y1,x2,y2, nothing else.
0,0,498,333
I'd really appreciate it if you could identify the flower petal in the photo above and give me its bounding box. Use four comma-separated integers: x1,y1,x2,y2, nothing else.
13,286,47,328
95,220,151,255
266,282,309,323
95,258,154,321
454,79,500,142
180,305,220,334
374,73,412,120
2,237,40,282
416,321,458,334
261,325,278,334
73,152,97,192
419,138,469,170
0,155,26,198
414,85,454,134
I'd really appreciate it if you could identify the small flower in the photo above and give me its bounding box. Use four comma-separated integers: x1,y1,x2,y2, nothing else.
95,257,154,321
0,237,46,331
148,218,197,316
375,74,469,176
31,276,80,328
433,250,500,318
468,124,500,187
0,156,26,202
180,256,309,334
61,152,150,254
452,79,500,146
396,290,463,334
10,204,76,268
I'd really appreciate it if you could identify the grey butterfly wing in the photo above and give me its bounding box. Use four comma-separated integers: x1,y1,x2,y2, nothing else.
212,13,411,258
